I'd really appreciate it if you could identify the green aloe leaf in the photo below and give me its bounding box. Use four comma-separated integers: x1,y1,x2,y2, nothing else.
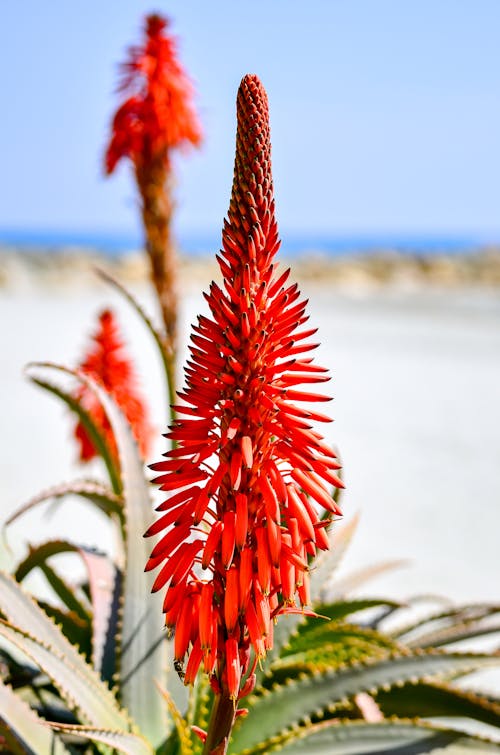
79,549,121,682
239,719,500,755
38,560,91,623
14,539,81,582
391,604,497,639
47,723,154,755
0,620,130,731
272,623,399,672
411,620,500,649
186,674,213,755
156,683,195,755
27,367,121,494
299,599,403,630
38,601,91,659
89,375,169,744
0,676,70,754
0,571,130,730
26,363,169,745
3,479,123,532
230,651,500,753
377,681,500,729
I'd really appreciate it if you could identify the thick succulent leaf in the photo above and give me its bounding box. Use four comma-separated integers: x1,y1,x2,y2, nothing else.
186,675,213,755
0,572,130,729
393,606,500,649
275,622,399,664
79,549,121,681
230,651,500,752
300,600,403,629
260,613,309,674
156,683,195,755
377,681,500,729
411,620,500,649
0,676,70,754
47,723,153,755
27,366,121,493
24,362,169,741
38,601,91,659
0,620,131,732
38,560,91,623
4,479,123,532
67,367,168,746
240,719,500,755
95,266,175,410
14,539,81,582
391,599,500,642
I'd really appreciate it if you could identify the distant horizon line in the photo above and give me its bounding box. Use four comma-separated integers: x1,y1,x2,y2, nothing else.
1,226,499,256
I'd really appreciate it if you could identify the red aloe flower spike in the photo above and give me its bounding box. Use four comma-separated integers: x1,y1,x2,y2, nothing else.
105,15,201,174
146,74,343,754
74,309,153,464
105,14,202,398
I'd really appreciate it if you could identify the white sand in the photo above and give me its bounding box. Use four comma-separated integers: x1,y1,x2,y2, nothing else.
1,271,499,609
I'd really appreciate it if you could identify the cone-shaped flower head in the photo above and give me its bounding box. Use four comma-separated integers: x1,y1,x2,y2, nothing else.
146,75,343,701
105,14,202,174
74,309,153,463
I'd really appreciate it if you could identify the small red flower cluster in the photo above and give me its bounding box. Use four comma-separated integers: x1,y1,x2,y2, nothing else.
74,309,153,463
105,14,202,175
146,75,343,701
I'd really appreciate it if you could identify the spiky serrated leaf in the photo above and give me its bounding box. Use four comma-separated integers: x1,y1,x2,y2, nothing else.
296,600,403,634
391,603,496,636
230,651,500,752
411,620,500,650
27,368,121,493
239,719,500,755
38,560,91,623
0,620,130,731
3,480,123,533
91,375,168,746
14,539,81,582
0,676,70,754
187,675,213,755
78,549,121,681
280,622,398,658
47,723,153,755
31,363,168,746
268,624,399,679
38,601,91,659
0,571,129,730
377,681,500,729
156,683,194,755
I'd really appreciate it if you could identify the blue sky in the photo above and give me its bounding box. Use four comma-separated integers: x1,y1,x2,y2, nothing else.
1,0,499,241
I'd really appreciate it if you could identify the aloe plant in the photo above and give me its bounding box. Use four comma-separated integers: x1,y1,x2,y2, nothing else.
2,64,500,755
2,374,500,753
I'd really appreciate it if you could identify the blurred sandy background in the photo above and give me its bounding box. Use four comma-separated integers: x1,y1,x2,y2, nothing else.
1,251,499,609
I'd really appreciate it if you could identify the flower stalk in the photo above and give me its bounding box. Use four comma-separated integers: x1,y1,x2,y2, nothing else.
105,14,202,411
146,74,343,753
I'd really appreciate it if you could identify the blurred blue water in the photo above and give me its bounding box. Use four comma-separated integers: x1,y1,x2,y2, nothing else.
0,227,494,258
